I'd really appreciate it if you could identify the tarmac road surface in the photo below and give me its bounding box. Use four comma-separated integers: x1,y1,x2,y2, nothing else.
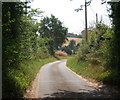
36,59,119,99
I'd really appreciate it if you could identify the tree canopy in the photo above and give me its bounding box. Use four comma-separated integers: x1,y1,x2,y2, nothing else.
39,15,68,51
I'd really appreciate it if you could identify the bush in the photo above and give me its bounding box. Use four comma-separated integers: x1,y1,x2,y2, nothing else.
77,43,90,61
61,46,72,55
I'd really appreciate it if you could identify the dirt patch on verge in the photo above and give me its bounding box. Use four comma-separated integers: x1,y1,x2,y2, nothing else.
23,70,40,98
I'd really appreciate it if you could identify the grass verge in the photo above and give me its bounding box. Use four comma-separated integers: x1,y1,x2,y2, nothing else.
67,56,111,83
2,57,64,98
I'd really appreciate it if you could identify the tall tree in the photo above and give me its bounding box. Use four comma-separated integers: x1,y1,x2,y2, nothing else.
2,2,27,97
2,2,25,68
39,15,68,52
2,2,46,97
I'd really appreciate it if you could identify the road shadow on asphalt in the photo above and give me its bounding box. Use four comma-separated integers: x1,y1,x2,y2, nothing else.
2,87,120,100
38,86,120,100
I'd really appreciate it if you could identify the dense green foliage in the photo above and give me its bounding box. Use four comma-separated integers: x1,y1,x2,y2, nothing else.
2,2,47,97
39,15,68,52
68,2,120,86
67,22,120,86
2,2,68,98
77,21,120,85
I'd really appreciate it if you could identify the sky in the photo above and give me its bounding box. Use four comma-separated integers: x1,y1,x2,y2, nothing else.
30,0,111,35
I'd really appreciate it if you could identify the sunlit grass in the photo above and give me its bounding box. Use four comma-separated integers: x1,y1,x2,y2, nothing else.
3,57,62,97
67,56,108,82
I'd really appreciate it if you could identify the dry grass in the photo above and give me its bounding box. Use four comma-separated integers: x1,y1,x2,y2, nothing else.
63,37,82,46
55,51,68,57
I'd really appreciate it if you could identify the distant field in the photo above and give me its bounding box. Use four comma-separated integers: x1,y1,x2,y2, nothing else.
63,37,82,46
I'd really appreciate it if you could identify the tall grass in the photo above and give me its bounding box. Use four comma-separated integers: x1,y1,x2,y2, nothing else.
2,57,59,98
67,56,111,82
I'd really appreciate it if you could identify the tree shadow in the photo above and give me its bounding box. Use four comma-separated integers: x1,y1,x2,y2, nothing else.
2,86,120,100
38,86,120,100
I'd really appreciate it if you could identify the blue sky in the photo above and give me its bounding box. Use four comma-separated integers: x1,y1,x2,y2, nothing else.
31,0,111,34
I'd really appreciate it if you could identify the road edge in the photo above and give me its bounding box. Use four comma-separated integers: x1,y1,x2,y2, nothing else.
64,59,103,88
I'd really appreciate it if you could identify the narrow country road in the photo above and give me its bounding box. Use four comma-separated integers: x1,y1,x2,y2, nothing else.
34,59,118,99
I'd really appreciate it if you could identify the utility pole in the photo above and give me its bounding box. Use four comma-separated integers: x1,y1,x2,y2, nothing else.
85,0,88,42
74,0,92,42
96,13,98,24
